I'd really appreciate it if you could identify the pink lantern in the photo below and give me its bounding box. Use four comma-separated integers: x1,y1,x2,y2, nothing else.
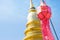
37,0,54,40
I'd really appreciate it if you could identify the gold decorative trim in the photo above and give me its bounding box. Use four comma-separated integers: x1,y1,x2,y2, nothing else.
26,20,41,27
24,34,43,40
29,9,36,12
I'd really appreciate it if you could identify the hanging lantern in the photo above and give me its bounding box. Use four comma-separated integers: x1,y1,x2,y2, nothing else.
37,0,54,40
38,5,51,20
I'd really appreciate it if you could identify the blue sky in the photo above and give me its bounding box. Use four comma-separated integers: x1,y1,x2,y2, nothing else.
0,0,60,40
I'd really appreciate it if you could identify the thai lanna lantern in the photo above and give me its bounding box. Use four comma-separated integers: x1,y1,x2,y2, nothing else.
37,0,54,40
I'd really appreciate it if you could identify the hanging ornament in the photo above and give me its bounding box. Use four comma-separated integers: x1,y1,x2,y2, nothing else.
37,0,54,40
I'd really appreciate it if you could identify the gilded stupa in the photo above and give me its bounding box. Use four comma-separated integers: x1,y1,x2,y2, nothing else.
24,0,43,40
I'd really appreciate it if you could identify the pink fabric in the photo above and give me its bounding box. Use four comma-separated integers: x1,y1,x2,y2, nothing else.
38,5,54,40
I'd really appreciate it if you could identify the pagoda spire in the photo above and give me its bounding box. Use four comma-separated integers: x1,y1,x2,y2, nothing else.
29,0,36,13
30,0,34,8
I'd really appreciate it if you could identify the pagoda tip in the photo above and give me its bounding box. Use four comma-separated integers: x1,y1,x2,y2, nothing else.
30,0,34,8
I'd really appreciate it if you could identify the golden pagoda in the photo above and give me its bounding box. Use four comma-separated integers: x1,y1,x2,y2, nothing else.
24,0,43,40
